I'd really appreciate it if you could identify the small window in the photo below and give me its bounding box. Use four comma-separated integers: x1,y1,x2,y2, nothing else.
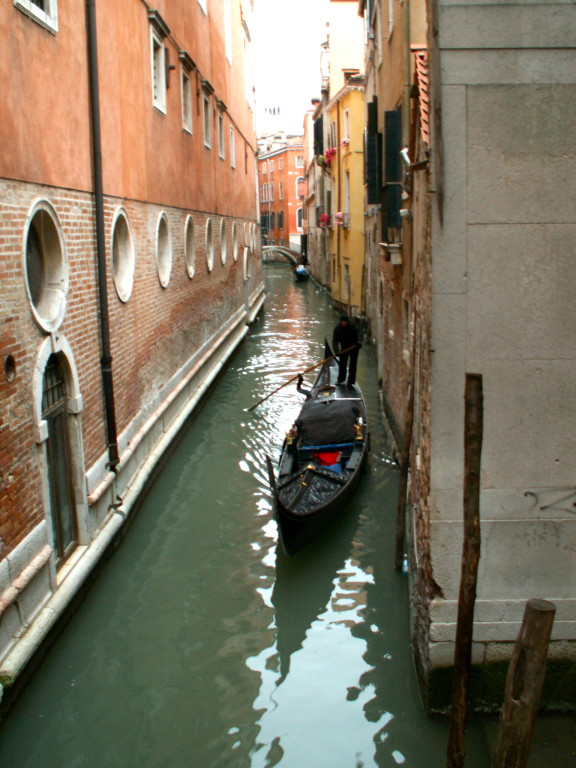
151,30,167,113
297,208,303,230
182,69,193,133
269,159,274,172
218,113,225,159
14,0,58,34
278,211,284,229
278,156,283,170
270,182,274,202
156,214,172,287
220,219,227,265
205,219,214,271
279,181,283,200
203,94,212,148
230,126,236,168
24,201,68,332
295,155,304,168
111,209,135,302
184,216,196,278
232,221,239,262
344,109,350,140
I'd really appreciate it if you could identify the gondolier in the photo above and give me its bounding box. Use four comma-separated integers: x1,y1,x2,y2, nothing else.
266,341,368,555
332,314,362,389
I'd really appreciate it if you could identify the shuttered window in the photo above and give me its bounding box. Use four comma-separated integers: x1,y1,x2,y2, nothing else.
365,97,382,205
383,107,402,228
314,116,324,156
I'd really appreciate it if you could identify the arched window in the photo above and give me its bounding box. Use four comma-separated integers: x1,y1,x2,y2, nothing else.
24,200,68,333
205,219,214,271
156,213,172,287
220,218,227,265
184,216,196,278
111,209,135,302
42,354,77,565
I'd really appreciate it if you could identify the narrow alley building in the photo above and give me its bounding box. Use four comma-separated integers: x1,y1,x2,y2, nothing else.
0,0,263,697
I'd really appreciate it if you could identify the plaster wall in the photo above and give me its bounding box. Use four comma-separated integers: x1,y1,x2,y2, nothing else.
328,1,365,94
428,0,576,678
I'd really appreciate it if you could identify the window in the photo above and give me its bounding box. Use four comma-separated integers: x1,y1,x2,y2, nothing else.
269,159,274,172
218,113,225,159
295,155,304,168
14,0,58,34
203,94,212,148
232,221,239,261
156,214,172,287
111,209,135,302
181,69,193,133
270,212,275,231
151,29,167,114
230,126,236,168
24,200,68,333
220,219,227,264
296,176,306,199
344,109,350,140
278,211,284,229
205,219,214,271
297,208,303,230
42,354,77,566
185,216,196,278
279,156,284,170
270,182,274,202
279,181,284,200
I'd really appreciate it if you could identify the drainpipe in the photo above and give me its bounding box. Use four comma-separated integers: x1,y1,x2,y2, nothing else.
86,0,119,472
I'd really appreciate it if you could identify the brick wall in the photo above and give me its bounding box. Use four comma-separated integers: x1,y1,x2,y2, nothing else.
0,178,261,558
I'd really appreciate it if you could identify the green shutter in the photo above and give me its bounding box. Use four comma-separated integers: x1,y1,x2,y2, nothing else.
383,107,402,228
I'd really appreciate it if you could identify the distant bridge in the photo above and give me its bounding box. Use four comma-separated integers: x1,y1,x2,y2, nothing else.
262,245,300,267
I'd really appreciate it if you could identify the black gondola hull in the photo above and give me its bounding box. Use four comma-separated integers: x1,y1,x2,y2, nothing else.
269,340,368,555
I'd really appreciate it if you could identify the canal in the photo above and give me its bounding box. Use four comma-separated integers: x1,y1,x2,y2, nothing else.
0,264,495,767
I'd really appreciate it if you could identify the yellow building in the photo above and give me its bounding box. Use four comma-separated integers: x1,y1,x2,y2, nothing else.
326,78,366,317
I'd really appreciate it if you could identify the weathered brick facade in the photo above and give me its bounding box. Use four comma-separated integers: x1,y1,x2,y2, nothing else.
0,0,263,693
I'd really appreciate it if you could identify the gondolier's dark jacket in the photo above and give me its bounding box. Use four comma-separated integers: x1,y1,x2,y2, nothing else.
332,318,363,353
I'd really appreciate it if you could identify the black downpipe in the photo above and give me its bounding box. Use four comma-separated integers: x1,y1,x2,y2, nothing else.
86,0,119,472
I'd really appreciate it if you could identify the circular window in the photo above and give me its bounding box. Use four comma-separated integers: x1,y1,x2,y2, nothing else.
185,216,196,278
232,222,239,262
220,219,227,265
156,214,172,287
205,219,214,272
24,201,68,332
111,209,134,302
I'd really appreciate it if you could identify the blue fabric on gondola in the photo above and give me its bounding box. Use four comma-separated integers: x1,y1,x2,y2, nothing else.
300,442,354,451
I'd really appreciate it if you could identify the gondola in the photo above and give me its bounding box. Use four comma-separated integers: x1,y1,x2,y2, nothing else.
294,264,310,282
266,341,368,555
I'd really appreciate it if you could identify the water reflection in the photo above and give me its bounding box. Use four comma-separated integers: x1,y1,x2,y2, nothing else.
0,266,490,768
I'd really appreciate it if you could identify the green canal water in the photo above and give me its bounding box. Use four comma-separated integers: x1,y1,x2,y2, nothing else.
0,265,493,767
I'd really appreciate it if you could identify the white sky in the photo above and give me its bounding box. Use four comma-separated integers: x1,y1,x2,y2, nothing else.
252,0,330,137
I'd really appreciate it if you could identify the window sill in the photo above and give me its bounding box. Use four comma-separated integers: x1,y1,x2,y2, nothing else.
14,0,58,34
153,103,167,117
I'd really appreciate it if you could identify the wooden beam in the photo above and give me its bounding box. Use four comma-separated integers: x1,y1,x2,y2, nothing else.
446,373,483,768
492,598,556,768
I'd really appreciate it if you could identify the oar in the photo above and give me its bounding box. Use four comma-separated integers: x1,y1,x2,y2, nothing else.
245,345,358,412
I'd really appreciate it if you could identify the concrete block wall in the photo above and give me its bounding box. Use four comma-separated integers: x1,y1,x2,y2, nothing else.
421,0,576,708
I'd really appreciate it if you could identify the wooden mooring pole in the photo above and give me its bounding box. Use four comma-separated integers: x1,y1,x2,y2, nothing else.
492,598,556,768
446,373,483,768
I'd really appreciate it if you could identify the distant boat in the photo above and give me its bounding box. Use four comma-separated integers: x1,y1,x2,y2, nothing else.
294,265,310,282
266,342,368,555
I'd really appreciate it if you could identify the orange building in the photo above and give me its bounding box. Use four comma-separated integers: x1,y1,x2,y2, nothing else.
0,0,262,693
257,135,306,252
